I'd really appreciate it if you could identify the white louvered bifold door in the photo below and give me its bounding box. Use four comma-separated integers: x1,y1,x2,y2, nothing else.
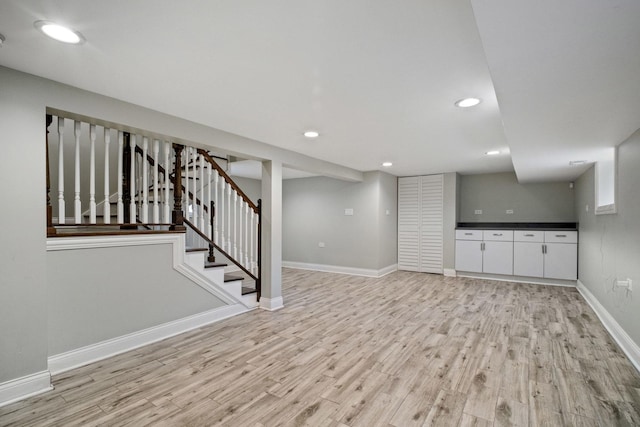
419,175,443,273
397,175,444,273
398,177,420,271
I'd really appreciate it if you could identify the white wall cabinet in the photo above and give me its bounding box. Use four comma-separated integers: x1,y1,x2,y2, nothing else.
398,175,444,273
458,228,578,281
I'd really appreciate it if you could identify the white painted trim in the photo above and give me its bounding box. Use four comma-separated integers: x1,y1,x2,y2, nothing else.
0,371,52,408
282,261,398,278
443,268,457,277
456,272,576,287
260,296,284,311
576,280,640,373
48,304,249,375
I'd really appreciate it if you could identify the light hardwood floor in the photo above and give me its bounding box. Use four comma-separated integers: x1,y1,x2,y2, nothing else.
2,269,640,426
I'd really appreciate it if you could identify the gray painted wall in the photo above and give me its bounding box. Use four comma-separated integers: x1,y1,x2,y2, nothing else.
575,129,640,349
459,172,575,222
48,243,225,355
0,68,49,383
282,171,397,271
230,176,262,204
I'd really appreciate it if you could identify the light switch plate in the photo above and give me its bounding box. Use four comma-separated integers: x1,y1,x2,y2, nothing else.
474,209,482,215
344,208,354,216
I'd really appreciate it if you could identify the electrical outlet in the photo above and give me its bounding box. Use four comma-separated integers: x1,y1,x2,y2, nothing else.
616,279,633,291
506,209,514,214
318,242,325,248
344,208,354,216
474,209,482,215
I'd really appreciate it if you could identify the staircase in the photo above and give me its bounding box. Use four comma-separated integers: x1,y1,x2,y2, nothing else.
45,112,261,307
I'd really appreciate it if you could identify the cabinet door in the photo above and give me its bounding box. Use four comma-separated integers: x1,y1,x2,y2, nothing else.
398,177,420,271
514,242,544,278
455,240,483,273
483,241,513,275
544,243,577,280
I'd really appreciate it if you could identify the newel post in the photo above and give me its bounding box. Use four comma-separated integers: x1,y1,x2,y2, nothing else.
170,143,186,231
46,114,56,236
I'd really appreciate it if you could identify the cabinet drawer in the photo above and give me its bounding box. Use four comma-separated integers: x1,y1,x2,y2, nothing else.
456,230,483,240
483,230,514,241
514,230,544,242
544,231,578,244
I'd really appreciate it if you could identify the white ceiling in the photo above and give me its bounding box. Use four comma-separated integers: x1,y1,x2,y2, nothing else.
0,0,638,182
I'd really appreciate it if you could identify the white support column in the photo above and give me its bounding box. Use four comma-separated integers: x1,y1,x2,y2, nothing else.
89,124,97,224
57,117,65,224
116,131,124,223
260,160,283,311
74,121,82,224
103,128,111,224
152,139,160,224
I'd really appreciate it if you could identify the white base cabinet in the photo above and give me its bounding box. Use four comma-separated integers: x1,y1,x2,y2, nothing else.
457,228,578,281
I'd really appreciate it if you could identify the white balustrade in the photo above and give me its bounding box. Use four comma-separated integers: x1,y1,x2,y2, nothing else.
163,141,171,223
199,153,206,231
153,139,160,224
226,184,232,253
57,117,65,224
214,171,220,246
206,161,212,237
141,137,149,223
103,128,111,224
74,121,82,224
89,124,97,224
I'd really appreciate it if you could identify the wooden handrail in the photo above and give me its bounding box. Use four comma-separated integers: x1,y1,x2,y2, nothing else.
197,149,258,213
184,219,258,282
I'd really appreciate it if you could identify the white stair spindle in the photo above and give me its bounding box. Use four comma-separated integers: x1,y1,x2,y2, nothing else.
249,209,254,272
233,190,238,259
117,131,124,223
103,128,111,224
74,121,82,224
163,141,171,223
130,134,137,223
153,139,160,224
141,137,149,223
206,161,212,237
184,147,190,219
199,154,206,230
89,124,97,224
213,171,219,245
219,179,225,249
226,183,232,253
57,117,65,224
238,199,244,265
244,202,250,269
193,152,200,227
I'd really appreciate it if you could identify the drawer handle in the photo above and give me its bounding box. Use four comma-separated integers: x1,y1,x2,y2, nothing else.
525,234,534,237
555,234,567,238
493,233,503,236
464,233,473,235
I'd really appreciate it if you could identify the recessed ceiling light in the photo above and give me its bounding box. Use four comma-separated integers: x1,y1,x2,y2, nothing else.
303,131,319,138
485,150,500,156
382,162,393,167
35,21,85,44
455,97,481,108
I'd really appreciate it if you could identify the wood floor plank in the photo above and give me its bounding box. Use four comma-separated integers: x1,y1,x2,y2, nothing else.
2,269,640,427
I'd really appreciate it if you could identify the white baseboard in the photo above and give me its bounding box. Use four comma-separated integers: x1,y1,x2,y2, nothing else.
443,268,457,277
0,371,52,408
260,296,284,311
48,304,249,375
456,271,576,287
282,261,398,278
577,280,640,373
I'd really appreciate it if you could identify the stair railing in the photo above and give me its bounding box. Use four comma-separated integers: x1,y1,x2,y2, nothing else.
46,112,261,299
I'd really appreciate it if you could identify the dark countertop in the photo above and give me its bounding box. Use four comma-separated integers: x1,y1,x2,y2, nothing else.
456,222,578,231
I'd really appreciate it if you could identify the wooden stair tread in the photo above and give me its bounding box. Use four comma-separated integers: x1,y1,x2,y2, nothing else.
185,247,208,253
241,286,257,295
204,261,227,269
224,274,244,282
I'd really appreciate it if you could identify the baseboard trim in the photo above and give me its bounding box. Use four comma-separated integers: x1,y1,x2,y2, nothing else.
260,296,284,311
282,261,398,278
576,280,640,373
443,268,457,277
48,304,249,375
0,371,52,408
